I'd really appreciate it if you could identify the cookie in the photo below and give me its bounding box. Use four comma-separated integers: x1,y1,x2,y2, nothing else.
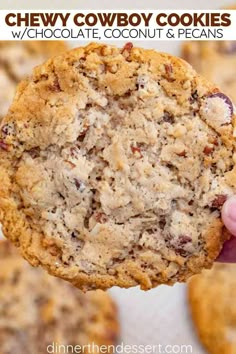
188,263,236,354
182,17,236,103
0,42,234,291
0,40,67,120
0,241,119,354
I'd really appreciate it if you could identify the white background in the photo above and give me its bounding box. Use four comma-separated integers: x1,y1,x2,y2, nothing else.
0,1,232,353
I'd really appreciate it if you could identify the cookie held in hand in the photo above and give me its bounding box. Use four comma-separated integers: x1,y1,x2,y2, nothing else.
0,43,235,290
0,241,119,354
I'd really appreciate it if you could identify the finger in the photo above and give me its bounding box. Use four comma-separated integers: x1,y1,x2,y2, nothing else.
217,236,236,263
221,196,236,237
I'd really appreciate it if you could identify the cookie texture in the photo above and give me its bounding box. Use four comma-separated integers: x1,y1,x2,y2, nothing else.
0,241,119,354
182,29,236,103
188,263,236,354
0,43,235,291
0,40,67,120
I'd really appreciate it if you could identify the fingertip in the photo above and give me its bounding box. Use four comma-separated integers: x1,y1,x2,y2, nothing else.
217,236,236,263
221,196,236,237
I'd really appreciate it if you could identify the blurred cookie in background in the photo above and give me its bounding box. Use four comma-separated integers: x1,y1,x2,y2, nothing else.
0,41,67,120
182,31,236,103
0,241,120,354
188,263,236,354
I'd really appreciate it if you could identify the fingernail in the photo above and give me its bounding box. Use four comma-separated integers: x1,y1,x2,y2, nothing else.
223,196,236,222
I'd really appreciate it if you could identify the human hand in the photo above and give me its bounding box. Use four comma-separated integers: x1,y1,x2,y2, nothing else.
218,196,236,262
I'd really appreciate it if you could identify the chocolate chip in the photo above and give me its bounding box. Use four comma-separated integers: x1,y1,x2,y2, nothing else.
146,228,157,235
27,147,40,158
209,92,234,120
78,126,89,142
74,179,81,189
189,90,198,103
137,76,147,90
138,83,145,89
159,216,166,230
1,123,14,135
176,248,189,257
163,111,175,124
71,232,77,238
74,179,86,192
178,235,192,245
169,235,192,257
211,194,227,209
49,207,56,214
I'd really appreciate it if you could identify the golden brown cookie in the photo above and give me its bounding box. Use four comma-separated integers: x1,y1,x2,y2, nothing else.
0,40,68,119
188,263,236,354
0,43,234,291
0,241,119,354
182,6,236,103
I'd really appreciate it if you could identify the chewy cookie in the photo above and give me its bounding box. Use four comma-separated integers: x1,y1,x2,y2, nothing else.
188,263,236,354
0,241,119,354
0,43,235,291
0,41,67,120
182,28,236,103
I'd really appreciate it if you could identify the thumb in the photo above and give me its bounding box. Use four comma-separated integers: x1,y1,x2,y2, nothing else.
221,196,236,237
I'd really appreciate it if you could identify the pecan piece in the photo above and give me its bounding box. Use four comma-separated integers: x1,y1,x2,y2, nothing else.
163,63,175,82
78,126,89,141
164,64,173,75
212,194,227,209
95,212,108,224
176,150,187,157
203,146,213,155
0,140,9,151
121,42,133,54
130,145,143,158
50,77,61,92
208,137,218,146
